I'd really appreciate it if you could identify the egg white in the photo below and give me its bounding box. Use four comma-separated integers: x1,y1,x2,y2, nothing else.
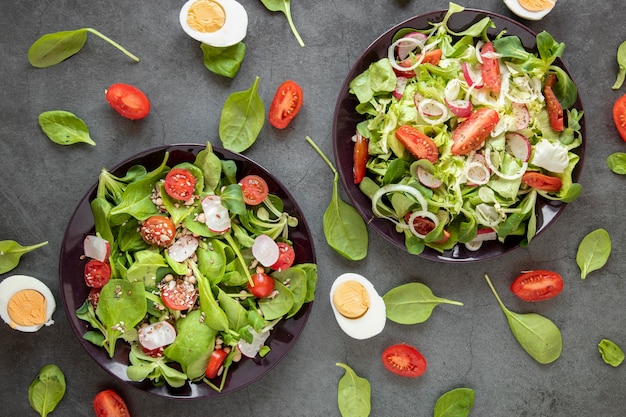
504,0,555,21
329,273,386,340
0,274,55,332
179,0,248,47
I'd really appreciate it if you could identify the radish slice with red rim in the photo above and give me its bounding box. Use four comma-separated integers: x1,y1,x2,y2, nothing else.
461,62,484,88
418,99,448,125
393,76,408,99
444,79,473,117
396,32,428,59
238,328,271,358
416,166,442,189
505,132,531,162
252,234,280,267
138,321,177,350
201,195,231,233
168,234,199,262
512,102,530,130
83,235,110,262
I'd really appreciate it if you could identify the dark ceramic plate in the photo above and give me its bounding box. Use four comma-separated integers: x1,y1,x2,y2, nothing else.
332,8,585,262
59,144,315,398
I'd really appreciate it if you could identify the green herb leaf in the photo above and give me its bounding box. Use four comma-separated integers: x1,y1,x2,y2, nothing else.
598,338,625,367
201,42,246,78
433,387,475,417
38,110,96,146
576,228,611,279
28,364,66,417
383,282,463,324
0,240,48,274
219,76,265,153
259,0,304,47
336,362,371,417
612,41,626,89
607,152,626,174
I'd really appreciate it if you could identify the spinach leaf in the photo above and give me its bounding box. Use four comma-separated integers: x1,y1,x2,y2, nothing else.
576,228,611,279
219,76,265,153
28,28,139,68
484,274,562,364
433,387,475,417
259,0,304,47
125,248,168,289
201,42,246,78
0,240,48,274
28,364,66,417
306,136,368,261
195,142,223,192
259,279,294,320
612,40,626,89
382,282,463,325
38,110,95,146
272,267,308,318
598,338,625,367
607,152,626,174
127,344,188,388
336,362,371,417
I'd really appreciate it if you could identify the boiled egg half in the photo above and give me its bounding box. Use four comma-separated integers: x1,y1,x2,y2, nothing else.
330,273,386,340
179,0,248,47
503,0,557,21
0,275,55,332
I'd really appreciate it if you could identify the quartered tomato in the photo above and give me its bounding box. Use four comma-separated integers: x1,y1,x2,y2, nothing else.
613,94,626,142
395,125,439,163
105,83,150,120
382,343,427,378
140,215,176,247
393,49,443,77
353,132,369,184
164,168,196,201
271,242,296,271
205,348,228,379
247,272,275,298
450,108,499,155
84,259,111,288
510,270,564,301
544,73,564,132
239,175,269,205
268,80,303,129
93,389,131,417
160,279,197,310
480,42,501,94
522,171,562,192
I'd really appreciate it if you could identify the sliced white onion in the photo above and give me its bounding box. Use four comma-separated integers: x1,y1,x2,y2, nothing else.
505,132,531,162
407,210,440,238
168,234,199,263
201,195,231,233
252,234,280,267
484,148,528,180
396,32,428,59
83,235,110,262
475,40,485,64
464,240,483,251
138,321,177,350
388,37,425,71
238,328,271,358
371,184,428,224
418,99,448,125
464,161,490,186
444,79,473,117
475,204,502,228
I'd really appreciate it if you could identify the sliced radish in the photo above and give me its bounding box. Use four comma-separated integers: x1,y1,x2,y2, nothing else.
417,166,442,188
138,321,177,350
505,132,531,162
238,328,271,358
83,235,110,262
201,195,231,233
396,32,428,59
461,62,484,88
474,227,497,241
393,76,408,100
252,234,280,267
512,102,530,130
167,234,199,262
444,79,473,117
464,161,490,186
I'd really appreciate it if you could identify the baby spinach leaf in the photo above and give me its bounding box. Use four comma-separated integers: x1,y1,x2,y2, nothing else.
433,387,475,417
28,28,139,68
28,364,66,417
382,282,463,325
259,0,304,47
484,274,562,364
598,338,625,367
219,76,265,153
336,363,371,417
0,240,48,274
195,142,223,192
612,40,626,90
306,136,368,261
607,152,626,174
576,228,611,279
259,279,295,320
128,344,188,387
38,110,95,146
201,42,246,78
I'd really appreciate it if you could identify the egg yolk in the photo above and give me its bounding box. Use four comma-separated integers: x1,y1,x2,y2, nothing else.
187,0,226,33
518,0,555,11
332,280,370,319
7,289,47,328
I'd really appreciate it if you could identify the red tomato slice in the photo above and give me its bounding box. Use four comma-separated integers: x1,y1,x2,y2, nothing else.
393,49,443,77
395,125,439,163
164,168,196,201
247,272,275,298
522,171,563,192
239,175,269,205
450,108,499,155
268,80,303,129
93,389,131,417
140,216,176,247
510,270,564,301
543,74,564,132
271,242,296,271
613,94,626,142
84,259,111,288
105,83,150,120
353,132,369,184
481,42,501,94
382,343,427,378
205,348,228,379
160,279,197,310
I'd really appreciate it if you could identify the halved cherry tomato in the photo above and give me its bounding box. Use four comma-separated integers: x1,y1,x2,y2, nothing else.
353,132,369,184
268,80,303,129
510,270,564,301
84,259,111,288
164,168,196,201
247,272,275,298
206,348,228,379
382,343,427,378
140,215,176,247
393,49,443,77
395,125,439,163
613,94,626,142
271,242,296,271
544,73,564,132
481,42,501,94
404,214,450,244
93,389,131,417
141,346,165,358
450,108,499,155
105,83,150,120
239,175,269,205
522,171,562,192
160,279,197,310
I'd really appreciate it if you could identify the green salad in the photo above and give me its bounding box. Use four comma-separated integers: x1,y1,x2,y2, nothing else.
75,142,317,391
348,3,583,255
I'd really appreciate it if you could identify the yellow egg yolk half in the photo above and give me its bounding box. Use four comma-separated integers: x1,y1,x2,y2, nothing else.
518,0,555,11
187,0,226,33
7,289,47,328
332,280,370,319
